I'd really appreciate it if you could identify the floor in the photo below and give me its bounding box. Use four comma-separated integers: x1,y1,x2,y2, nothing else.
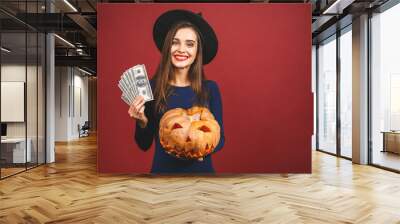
0,134,400,223
1,163,42,178
0,167,25,177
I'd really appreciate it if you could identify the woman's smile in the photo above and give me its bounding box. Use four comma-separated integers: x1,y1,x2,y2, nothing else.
174,54,190,61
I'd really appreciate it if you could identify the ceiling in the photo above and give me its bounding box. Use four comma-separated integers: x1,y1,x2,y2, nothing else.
0,0,391,75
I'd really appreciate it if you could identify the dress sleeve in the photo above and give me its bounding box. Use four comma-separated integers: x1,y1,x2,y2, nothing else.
134,100,156,151
134,79,156,151
208,81,225,154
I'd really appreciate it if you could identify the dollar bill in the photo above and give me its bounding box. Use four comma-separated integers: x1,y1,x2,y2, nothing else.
126,69,139,99
119,64,153,106
121,94,131,105
118,82,129,101
121,70,139,102
129,64,153,102
118,79,134,103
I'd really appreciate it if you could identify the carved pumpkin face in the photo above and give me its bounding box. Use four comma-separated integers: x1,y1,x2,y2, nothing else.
159,106,220,159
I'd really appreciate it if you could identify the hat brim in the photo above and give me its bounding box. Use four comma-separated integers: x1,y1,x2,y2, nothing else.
153,9,218,65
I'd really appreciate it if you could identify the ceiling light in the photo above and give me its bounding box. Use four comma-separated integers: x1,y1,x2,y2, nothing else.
1,47,11,53
322,0,355,15
78,67,93,76
63,0,78,12
54,34,75,48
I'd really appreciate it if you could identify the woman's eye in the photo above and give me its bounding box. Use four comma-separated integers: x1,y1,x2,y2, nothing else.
187,43,194,47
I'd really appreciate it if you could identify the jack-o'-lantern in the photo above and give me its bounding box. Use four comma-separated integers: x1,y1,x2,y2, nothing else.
159,106,220,159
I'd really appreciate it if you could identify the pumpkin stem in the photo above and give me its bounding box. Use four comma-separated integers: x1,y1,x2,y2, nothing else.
192,113,201,121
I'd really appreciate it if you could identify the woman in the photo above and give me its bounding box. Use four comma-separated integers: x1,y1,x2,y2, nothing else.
128,9,225,173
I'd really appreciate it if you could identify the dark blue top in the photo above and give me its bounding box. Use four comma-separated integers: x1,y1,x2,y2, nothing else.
134,79,225,174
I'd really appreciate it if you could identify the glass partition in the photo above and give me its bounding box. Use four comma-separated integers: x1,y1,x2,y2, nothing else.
0,1,46,179
317,35,337,154
27,30,38,169
1,30,28,177
38,32,45,165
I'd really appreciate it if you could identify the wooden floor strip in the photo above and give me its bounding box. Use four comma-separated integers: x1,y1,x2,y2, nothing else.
1,134,400,223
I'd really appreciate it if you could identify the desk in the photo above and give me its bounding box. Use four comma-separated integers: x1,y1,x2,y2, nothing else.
382,131,400,154
1,138,32,163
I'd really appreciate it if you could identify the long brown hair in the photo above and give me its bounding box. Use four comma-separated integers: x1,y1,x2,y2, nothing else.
153,21,209,114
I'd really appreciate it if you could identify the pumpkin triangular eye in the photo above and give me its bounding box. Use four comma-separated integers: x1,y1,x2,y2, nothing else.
172,123,183,130
198,125,211,132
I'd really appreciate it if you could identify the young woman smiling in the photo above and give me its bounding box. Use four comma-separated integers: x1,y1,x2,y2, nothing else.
128,9,225,173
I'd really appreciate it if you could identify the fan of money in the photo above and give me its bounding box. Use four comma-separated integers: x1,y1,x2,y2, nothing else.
159,106,221,159
118,64,154,105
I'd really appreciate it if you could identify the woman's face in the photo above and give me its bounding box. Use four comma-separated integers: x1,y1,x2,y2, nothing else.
170,27,198,69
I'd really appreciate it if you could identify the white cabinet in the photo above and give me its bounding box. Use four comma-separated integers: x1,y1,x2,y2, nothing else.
1,138,32,163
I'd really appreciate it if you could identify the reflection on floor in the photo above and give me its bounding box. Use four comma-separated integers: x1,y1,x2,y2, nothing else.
0,163,41,178
373,150,400,170
0,167,25,177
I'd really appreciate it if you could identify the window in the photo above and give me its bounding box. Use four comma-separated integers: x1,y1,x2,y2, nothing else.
317,35,337,154
339,27,352,158
371,2,400,171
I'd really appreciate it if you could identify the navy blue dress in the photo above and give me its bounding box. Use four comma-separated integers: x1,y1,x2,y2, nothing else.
134,79,225,173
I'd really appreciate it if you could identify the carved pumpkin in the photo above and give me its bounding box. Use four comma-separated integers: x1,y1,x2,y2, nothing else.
159,106,220,159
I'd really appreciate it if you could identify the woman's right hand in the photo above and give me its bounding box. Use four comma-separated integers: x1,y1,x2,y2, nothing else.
128,96,148,128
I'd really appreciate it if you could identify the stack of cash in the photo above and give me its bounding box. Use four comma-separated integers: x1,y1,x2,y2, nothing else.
118,64,154,105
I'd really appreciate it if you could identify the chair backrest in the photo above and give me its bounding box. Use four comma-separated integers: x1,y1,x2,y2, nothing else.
82,121,90,129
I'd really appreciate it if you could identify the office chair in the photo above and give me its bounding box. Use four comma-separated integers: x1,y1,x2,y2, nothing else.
79,121,90,138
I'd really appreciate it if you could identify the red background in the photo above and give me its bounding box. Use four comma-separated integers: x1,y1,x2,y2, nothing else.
97,3,312,173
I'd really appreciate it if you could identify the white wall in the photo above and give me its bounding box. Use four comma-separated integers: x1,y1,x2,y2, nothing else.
55,66,69,141
72,73,89,138
55,67,89,141
1,65,26,138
